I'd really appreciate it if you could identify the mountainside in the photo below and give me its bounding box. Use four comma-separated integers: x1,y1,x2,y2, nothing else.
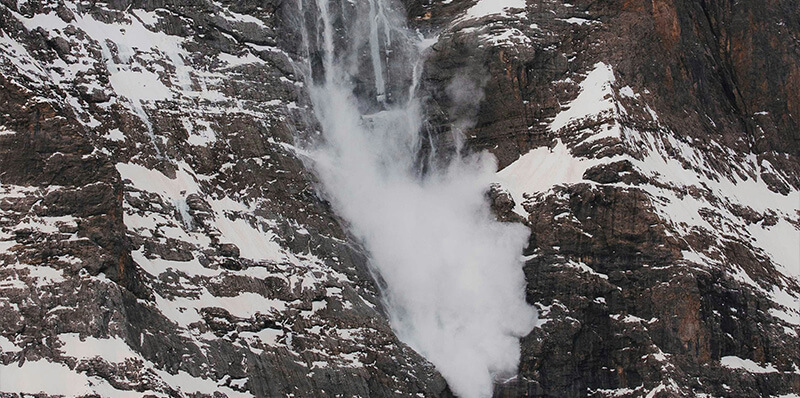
0,0,447,395
409,0,800,396
0,0,798,397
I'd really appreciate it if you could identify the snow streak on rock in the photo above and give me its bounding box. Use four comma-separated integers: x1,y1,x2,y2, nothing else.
299,0,537,396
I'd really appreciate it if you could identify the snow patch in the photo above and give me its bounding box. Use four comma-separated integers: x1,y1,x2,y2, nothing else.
496,140,607,214
214,216,285,262
465,0,527,19
720,356,778,374
560,17,598,25
108,69,172,102
550,62,616,132
59,333,142,363
0,360,141,397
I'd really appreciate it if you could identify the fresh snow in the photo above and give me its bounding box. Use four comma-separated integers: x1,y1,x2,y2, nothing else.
183,118,218,147
131,9,160,27
218,51,266,68
154,288,287,329
560,17,598,25
214,216,285,262
0,360,142,398
59,333,142,363
465,0,527,19
496,140,607,214
15,264,66,286
132,250,218,278
0,240,17,252
720,356,779,374
550,62,617,132
745,218,800,279
55,333,253,397
0,30,49,82
0,334,21,353
104,128,126,141
108,69,172,102
153,368,252,398
240,328,284,346
767,286,800,326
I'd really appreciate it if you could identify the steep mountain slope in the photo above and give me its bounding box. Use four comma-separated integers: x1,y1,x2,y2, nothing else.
0,0,448,396
0,0,797,397
409,0,800,396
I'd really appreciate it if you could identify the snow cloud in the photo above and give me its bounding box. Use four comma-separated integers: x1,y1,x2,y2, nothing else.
299,0,537,396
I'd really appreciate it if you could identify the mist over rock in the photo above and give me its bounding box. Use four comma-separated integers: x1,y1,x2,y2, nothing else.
0,0,798,397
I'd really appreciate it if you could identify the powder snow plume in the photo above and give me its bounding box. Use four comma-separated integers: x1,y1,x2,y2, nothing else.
296,0,537,396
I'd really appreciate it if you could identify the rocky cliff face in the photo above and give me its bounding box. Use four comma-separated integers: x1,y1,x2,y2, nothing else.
0,0,797,397
0,0,448,396
410,0,800,396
